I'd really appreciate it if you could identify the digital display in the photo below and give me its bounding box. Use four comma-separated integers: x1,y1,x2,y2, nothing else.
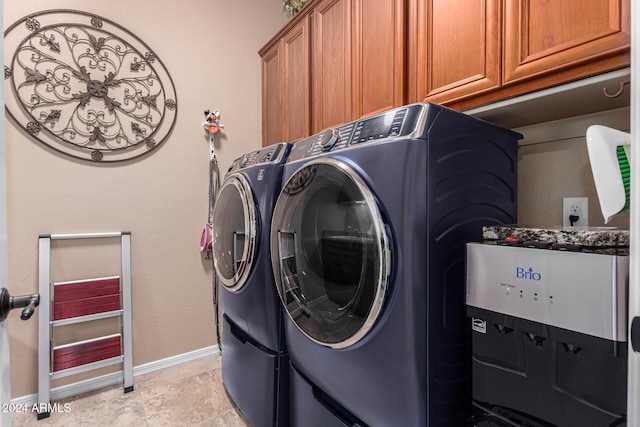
360,115,391,138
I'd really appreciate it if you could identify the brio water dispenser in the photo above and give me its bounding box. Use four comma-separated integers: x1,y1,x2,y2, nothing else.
466,239,628,427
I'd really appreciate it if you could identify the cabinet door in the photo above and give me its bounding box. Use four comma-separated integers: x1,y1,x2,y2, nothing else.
261,42,283,146
408,0,501,105
504,0,631,84
283,15,311,142
352,0,405,117
312,0,353,133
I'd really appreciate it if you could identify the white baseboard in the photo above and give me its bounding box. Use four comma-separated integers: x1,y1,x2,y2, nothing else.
12,345,220,406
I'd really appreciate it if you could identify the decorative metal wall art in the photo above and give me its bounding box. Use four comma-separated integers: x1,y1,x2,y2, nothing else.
4,10,178,162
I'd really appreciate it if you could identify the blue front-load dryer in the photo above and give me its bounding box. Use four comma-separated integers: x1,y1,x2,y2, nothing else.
212,142,291,427
269,103,521,426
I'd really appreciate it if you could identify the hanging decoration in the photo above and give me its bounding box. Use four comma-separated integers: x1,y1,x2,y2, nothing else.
201,109,224,351
3,10,178,162
200,109,223,257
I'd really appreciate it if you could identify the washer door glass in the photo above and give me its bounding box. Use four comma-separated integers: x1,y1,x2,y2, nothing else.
271,159,391,348
212,174,256,292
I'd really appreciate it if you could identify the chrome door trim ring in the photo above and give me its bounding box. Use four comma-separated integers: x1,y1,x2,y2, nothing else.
213,173,257,292
272,157,392,349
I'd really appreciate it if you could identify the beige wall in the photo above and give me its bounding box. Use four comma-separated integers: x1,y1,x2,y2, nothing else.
4,0,287,397
516,107,631,229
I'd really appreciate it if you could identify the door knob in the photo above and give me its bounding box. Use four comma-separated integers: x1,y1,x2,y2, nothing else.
0,288,40,322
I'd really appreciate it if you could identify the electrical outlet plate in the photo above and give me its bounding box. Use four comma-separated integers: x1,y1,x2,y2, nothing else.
563,197,589,227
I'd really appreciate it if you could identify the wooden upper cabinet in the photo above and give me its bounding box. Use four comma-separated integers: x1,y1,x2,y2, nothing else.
503,0,631,85
313,0,405,132
407,0,630,110
260,0,405,145
283,15,311,143
408,0,501,105
261,0,630,143
260,42,283,147
312,0,405,132
352,0,405,118
260,14,311,146
312,0,353,133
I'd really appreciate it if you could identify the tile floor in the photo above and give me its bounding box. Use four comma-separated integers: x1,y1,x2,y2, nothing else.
12,353,251,427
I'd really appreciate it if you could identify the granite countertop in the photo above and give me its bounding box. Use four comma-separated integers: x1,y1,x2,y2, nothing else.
483,225,629,248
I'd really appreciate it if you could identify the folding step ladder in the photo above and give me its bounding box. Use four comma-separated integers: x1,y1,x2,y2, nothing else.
37,232,133,420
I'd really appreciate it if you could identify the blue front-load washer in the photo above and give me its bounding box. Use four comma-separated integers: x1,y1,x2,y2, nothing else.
212,142,291,427
269,103,520,426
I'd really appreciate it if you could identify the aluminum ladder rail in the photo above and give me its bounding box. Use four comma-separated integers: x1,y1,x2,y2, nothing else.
37,232,133,419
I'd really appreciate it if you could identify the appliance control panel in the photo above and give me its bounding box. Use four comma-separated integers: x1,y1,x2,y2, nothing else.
287,103,428,162
228,142,288,172
466,242,629,342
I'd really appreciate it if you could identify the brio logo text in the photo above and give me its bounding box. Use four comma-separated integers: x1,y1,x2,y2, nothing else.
515,267,542,281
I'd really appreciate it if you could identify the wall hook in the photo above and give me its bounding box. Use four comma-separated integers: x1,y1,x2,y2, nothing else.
603,81,630,98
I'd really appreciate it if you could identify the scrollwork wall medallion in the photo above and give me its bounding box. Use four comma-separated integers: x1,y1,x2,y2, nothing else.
4,10,178,162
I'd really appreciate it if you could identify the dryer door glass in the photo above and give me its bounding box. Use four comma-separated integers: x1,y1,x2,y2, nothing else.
271,159,391,348
212,174,256,292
